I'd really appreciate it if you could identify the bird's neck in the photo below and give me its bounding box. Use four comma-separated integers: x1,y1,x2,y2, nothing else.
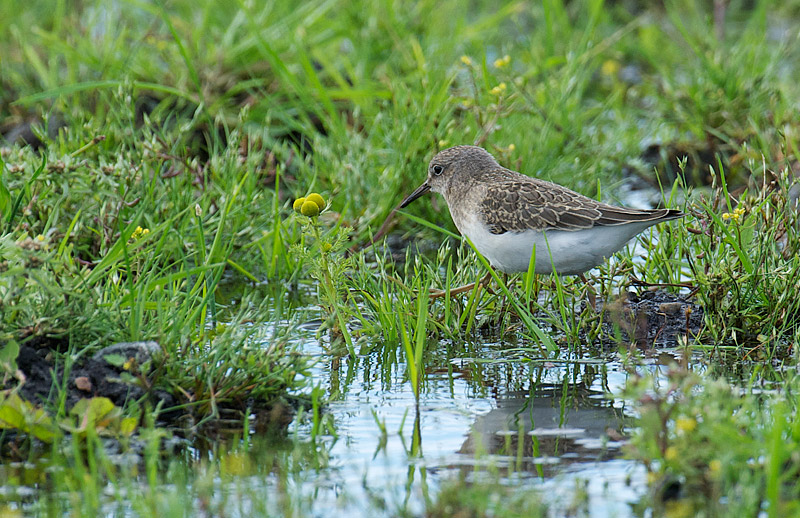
444,175,479,205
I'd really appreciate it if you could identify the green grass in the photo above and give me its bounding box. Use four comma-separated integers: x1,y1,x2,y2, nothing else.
626,364,800,517
3,0,800,515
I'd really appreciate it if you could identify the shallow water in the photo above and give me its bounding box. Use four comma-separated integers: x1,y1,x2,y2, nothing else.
283,326,687,517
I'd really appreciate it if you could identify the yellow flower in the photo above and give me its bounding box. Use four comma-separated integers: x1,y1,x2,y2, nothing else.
130,226,150,241
601,59,621,78
460,55,472,66
508,143,516,152
300,200,320,217
438,139,448,148
722,206,745,222
493,54,511,68
293,197,307,213
675,417,697,433
664,446,678,461
306,193,326,211
490,82,507,95
709,459,722,476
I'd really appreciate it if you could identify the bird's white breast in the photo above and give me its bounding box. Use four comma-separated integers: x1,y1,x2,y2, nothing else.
455,213,658,275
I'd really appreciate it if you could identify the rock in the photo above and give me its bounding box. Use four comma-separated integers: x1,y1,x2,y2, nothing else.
658,302,684,315
75,376,92,392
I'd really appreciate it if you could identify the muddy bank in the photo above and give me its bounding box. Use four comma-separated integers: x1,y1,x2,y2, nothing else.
2,339,301,445
599,289,704,348
10,341,176,414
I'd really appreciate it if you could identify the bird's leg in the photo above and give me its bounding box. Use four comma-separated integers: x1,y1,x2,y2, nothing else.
578,273,597,311
429,270,494,299
500,272,510,317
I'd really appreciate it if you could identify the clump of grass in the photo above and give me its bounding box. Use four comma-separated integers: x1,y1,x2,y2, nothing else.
686,162,800,350
625,365,800,516
0,104,311,432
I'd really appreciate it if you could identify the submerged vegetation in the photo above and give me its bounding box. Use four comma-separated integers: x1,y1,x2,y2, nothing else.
2,0,800,515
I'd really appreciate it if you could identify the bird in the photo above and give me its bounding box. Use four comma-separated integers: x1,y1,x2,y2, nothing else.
400,145,683,296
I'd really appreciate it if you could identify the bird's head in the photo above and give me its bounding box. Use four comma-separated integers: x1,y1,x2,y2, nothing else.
400,145,498,207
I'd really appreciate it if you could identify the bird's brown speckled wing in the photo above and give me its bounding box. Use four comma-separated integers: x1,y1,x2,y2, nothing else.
480,174,681,234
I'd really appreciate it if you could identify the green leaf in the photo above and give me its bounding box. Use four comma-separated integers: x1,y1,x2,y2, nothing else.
100,353,127,368
0,394,26,429
119,417,138,436
0,168,11,222
63,397,134,437
0,340,20,373
0,392,58,443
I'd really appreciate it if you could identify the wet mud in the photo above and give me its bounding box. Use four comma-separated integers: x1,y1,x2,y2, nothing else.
598,289,703,348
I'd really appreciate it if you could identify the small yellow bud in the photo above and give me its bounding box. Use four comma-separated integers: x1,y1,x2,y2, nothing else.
493,54,511,68
438,139,448,148
300,200,320,217
306,193,325,211
508,143,516,152
293,197,307,213
664,446,678,461
722,212,731,220
675,417,697,433
490,82,507,95
36,234,45,242
129,226,149,242
460,55,472,66
601,59,621,78
709,459,722,475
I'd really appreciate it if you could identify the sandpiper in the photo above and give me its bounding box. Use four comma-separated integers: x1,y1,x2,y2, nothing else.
401,145,683,290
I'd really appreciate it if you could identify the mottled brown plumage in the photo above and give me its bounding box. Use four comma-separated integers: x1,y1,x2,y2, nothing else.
401,145,684,275
478,171,681,234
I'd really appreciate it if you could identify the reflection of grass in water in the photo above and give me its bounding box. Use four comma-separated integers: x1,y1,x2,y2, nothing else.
428,476,548,518
22,429,335,516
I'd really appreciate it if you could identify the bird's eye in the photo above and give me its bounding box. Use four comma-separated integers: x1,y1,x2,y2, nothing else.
432,165,443,176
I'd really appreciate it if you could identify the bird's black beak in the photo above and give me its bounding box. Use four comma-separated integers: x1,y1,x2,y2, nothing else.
400,182,431,208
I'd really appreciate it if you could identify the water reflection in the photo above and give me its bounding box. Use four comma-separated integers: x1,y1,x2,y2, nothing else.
458,382,626,476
